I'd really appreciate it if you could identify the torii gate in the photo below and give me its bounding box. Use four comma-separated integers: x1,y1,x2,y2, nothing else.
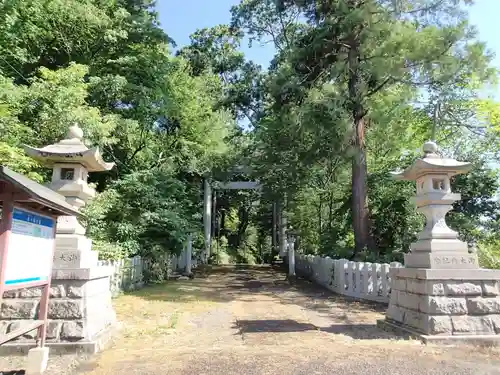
202,176,288,263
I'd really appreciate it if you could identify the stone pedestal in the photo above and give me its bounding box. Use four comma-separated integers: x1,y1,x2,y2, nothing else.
0,267,117,354
380,268,500,343
52,210,99,269
52,234,98,270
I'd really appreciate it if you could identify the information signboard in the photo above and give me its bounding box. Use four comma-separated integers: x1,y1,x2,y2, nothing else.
4,207,54,286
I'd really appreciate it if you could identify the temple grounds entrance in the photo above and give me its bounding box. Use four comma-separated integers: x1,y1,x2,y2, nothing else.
201,170,291,266
2,265,499,375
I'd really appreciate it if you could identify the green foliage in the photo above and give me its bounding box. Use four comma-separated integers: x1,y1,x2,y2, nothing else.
448,158,500,244
20,63,119,147
256,234,272,263
478,239,500,270
224,208,240,233
230,0,500,265
236,224,259,264
0,0,129,77
1,0,499,270
178,23,265,125
0,143,42,181
231,0,498,256
178,25,245,77
210,237,233,265
84,169,201,260
91,240,128,261
368,172,423,254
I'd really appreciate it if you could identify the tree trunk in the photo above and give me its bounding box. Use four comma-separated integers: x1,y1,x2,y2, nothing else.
351,121,372,255
236,205,249,248
328,190,334,229
272,201,277,256
220,210,226,233
318,194,323,241
348,34,374,256
220,208,226,237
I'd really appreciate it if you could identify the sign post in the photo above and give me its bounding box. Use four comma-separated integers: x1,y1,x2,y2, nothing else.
0,166,79,374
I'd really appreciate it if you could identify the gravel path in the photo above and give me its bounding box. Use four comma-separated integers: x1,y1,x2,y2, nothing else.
2,265,500,375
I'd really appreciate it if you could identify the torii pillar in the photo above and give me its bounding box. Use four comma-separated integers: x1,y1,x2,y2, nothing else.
203,178,212,263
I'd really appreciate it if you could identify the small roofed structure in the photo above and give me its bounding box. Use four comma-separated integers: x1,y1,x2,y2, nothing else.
23,124,114,172
23,124,115,210
0,166,79,217
391,141,472,182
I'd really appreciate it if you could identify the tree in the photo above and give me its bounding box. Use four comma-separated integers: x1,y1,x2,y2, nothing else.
178,24,266,127
234,0,495,255
84,169,201,259
0,0,129,79
0,63,119,180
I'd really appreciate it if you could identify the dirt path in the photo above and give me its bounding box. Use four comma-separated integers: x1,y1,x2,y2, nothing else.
2,265,500,374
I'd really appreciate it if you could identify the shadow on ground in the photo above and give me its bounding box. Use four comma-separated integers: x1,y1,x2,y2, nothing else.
233,319,404,340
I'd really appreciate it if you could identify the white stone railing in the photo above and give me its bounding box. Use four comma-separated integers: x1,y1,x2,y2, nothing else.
97,252,199,297
98,256,146,296
295,254,403,304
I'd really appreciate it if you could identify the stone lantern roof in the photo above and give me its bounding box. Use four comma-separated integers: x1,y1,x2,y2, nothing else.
23,124,115,172
390,141,472,181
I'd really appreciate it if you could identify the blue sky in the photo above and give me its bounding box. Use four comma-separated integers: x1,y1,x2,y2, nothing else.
159,0,500,81
159,0,280,67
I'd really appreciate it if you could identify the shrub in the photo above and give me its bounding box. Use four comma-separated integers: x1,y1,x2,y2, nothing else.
478,239,500,269
93,240,128,260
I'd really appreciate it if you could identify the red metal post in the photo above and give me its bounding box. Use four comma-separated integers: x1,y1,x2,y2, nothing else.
36,215,57,347
0,194,14,304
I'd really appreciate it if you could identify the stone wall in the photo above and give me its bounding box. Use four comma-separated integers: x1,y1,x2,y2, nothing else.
387,269,500,336
1,276,115,345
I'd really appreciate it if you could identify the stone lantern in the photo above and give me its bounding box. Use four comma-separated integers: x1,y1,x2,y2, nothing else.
379,141,500,344
24,124,114,268
19,124,117,352
390,140,476,269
